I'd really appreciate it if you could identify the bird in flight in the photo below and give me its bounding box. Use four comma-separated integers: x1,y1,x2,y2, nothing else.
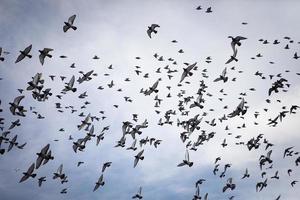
147,24,160,38
15,45,32,63
63,15,77,32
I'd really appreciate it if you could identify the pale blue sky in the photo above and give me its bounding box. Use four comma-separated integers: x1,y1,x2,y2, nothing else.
0,0,300,199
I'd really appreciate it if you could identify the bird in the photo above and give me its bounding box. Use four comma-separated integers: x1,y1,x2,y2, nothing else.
38,48,53,65
223,178,236,192
214,68,228,82
93,174,105,191
63,75,77,92
147,24,160,38
179,62,197,83
225,47,238,64
134,149,144,168
9,96,26,116
19,163,36,183
38,176,46,187
132,186,143,199
101,162,112,173
15,45,32,63
228,36,247,52
177,149,193,167
63,15,77,32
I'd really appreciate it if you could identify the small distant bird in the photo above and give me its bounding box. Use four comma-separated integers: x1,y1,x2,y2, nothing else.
147,24,160,38
63,15,77,32
38,176,46,187
93,174,105,191
15,45,32,63
132,186,143,199
206,7,212,13
134,149,144,168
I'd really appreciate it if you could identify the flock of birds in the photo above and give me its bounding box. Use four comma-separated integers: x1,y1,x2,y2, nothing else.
0,7,300,200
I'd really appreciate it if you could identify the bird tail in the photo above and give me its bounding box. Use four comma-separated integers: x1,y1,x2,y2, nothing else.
154,30,157,34
72,26,77,30
72,88,77,92
27,55,32,58
0,57,4,61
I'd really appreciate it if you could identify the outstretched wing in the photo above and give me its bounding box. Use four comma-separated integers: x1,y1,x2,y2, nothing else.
14,96,25,105
68,15,76,24
15,53,25,63
24,45,32,54
147,29,152,38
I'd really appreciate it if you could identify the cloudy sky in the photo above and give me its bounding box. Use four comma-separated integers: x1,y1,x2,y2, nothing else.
0,0,300,199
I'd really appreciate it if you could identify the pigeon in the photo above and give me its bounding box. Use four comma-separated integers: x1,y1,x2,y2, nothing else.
15,45,32,63
177,149,193,167
132,186,143,199
38,176,46,187
9,96,26,116
63,15,77,32
93,174,105,191
179,62,197,83
63,75,77,92
225,47,238,64
39,48,53,65
214,68,228,82
19,163,36,183
134,149,144,168
147,24,160,38
228,36,247,52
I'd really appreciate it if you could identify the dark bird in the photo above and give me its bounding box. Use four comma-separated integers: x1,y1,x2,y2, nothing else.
132,186,143,199
147,24,160,38
38,176,46,187
9,96,26,117
39,48,53,65
19,163,36,183
15,45,32,63
93,174,105,191
63,15,77,32
179,62,197,83
134,149,144,168
177,149,193,167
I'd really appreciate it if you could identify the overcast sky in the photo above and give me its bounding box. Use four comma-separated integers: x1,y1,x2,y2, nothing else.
0,0,300,199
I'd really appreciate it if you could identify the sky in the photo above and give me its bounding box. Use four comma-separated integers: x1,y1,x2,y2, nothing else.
0,0,300,199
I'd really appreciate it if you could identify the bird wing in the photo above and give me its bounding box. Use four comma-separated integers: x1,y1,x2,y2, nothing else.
69,75,75,87
57,164,63,174
27,163,35,174
225,56,234,64
41,144,50,155
134,157,139,168
222,67,227,77
63,25,69,32
236,36,247,40
68,15,76,24
14,96,25,105
147,29,152,38
24,45,32,54
213,77,222,82
151,24,160,29
15,53,25,63
185,149,190,161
